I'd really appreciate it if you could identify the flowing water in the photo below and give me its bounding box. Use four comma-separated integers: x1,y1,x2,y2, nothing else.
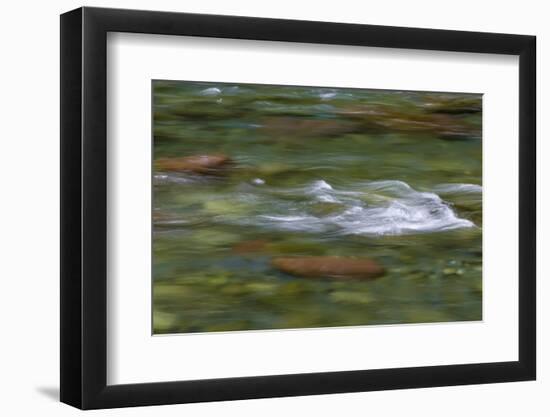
153,81,482,334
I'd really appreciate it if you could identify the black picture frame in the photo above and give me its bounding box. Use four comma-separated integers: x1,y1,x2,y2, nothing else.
60,6,536,410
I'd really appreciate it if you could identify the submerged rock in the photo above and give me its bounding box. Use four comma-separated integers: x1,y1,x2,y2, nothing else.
336,103,481,139
422,97,482,114
232,239,269,254
309,201,346,217
260,117,361,137
155,154,232,174
272,256,385,280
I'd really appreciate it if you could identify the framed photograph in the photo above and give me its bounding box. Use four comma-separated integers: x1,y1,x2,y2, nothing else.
60,6,536,409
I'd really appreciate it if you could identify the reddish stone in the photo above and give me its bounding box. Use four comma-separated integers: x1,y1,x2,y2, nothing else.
272,256,385,280
156,154,231,174
232,239,269,254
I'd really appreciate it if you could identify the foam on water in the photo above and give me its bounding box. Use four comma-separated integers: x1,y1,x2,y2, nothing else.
236,179,477,236
319,92,337,100
155,176,478,236
199,87,222,96
432,183,482,194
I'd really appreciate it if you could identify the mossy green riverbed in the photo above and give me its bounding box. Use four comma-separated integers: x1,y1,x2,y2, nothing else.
152,81,482,334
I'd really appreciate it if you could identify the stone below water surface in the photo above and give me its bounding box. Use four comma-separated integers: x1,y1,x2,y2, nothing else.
232,239,269,254
156,154,231,174
272,256,385,280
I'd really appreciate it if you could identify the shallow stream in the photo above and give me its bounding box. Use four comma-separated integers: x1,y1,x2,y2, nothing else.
153,81,482,334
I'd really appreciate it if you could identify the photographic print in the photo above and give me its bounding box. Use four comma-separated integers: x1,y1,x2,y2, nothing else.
152,80,482,335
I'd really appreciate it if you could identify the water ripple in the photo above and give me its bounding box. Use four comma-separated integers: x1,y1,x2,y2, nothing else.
235,179,477,236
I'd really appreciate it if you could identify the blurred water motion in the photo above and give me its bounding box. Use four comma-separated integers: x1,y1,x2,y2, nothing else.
152,81,482,334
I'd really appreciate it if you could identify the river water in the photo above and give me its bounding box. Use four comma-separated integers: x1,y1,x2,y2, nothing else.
152,81,482,334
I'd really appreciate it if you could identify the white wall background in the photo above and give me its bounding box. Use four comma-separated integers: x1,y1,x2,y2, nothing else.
0,0,545,415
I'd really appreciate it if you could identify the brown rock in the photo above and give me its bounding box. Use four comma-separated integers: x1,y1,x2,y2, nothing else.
232,239,269,254
261,117,360,137
423,97,482,114
272,256,385,280
336,104,480,139
155,154,231,174
152,210,170,223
